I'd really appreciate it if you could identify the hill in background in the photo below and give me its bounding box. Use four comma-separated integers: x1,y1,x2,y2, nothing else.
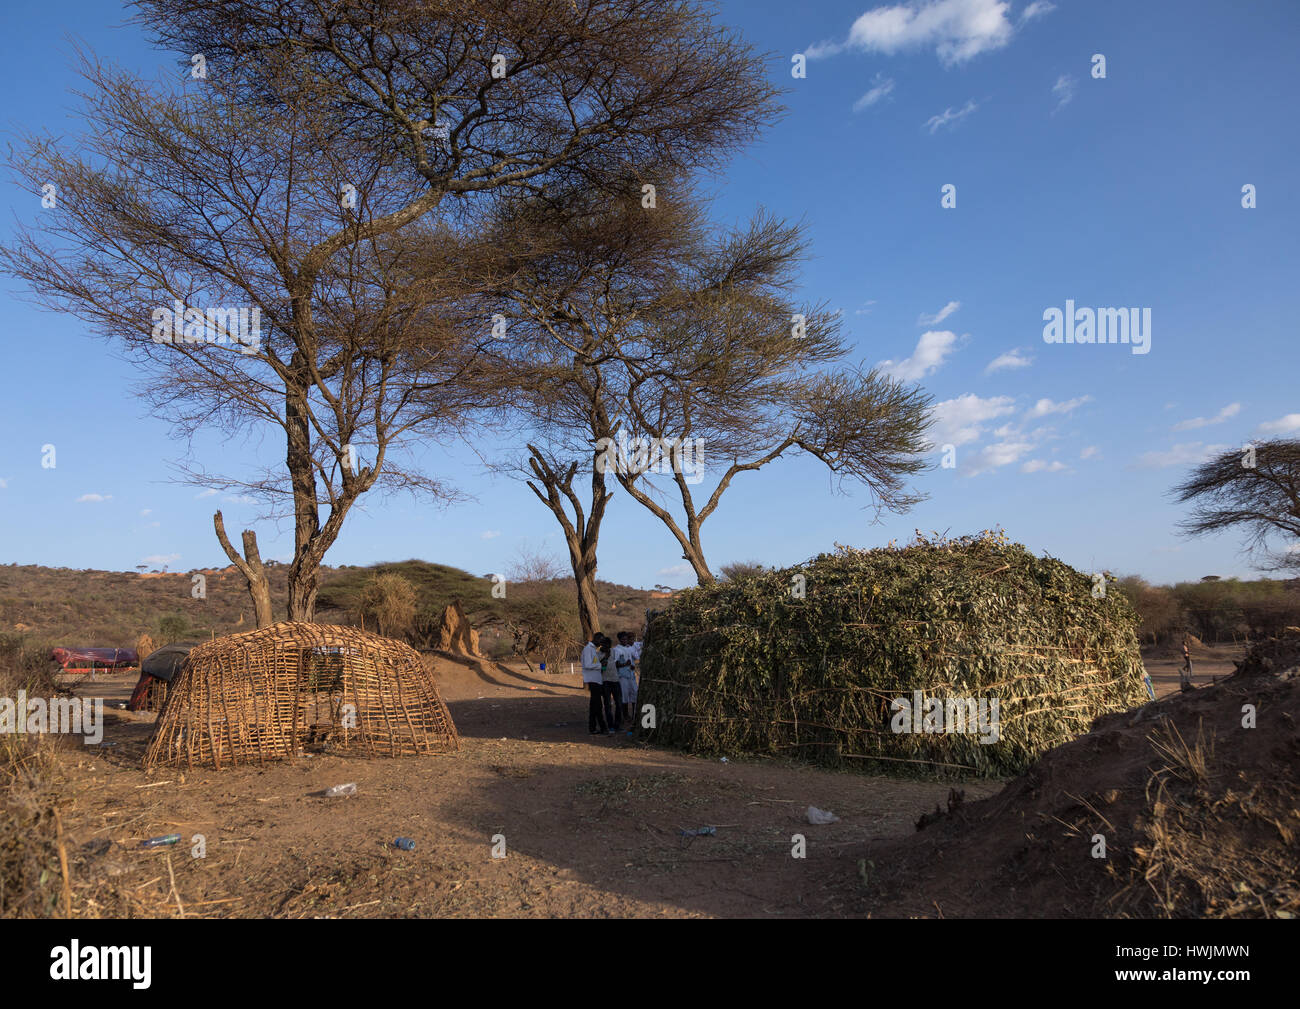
0,560,662,659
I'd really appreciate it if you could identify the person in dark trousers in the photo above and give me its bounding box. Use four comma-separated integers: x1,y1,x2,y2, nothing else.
581,633,607,734
599,634,622,732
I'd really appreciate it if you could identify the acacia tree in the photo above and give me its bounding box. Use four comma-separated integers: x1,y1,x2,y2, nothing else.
5,0,779,619
4,58,493,620
1173,439,1300,571
507,201,934,585
475,190,705,637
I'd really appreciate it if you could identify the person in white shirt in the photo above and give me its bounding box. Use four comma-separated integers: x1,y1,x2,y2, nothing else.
598,634,622,732
580,633,608,734
613,632,638,728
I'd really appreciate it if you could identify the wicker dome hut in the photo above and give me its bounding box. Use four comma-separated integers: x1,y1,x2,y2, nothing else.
144,622,459,769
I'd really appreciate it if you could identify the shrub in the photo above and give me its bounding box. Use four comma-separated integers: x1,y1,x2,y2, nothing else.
157,614,189,644
353,573,418,639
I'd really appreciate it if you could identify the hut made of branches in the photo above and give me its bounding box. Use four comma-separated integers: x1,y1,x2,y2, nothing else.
144,622,459,770
639,532,1148,778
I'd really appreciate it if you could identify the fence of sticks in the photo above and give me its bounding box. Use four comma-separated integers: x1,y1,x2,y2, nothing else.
639,531,1148,778
144,622,459,770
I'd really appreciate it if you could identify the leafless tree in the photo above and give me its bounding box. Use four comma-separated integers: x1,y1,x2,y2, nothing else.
507,545,568,584
213,510,274,627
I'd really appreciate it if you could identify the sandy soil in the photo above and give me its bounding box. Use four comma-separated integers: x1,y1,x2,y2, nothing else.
1143,641,1245,698
48,642,1247,918
852,639,1298,918
54,655,1001,918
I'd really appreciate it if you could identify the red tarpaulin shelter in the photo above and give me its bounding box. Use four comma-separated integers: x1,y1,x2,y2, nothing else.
50,647,139,674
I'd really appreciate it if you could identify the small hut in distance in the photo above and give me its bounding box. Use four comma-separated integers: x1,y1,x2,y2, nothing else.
144,622,459,769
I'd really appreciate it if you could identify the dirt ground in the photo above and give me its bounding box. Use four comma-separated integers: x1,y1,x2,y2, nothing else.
850,637,1297,919
53,654,1002,918
1142,641,1244,699
45,641,1250,918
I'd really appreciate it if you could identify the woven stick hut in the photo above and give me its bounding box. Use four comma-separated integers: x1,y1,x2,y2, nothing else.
639,532,1148,778
144,622,459,769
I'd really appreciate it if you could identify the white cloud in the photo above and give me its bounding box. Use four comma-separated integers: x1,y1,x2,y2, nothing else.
195,488,219,499
925,98,979,133
810,0,1020,65
481,530,501,540
1173,402,1240,432
1257,413,1300,435
223,494,257,505
1134,442,1231,470
142,553,181,565
918,300,960,326
963,440,1033,476
854,299,878,316
929,393,1016,448
1051,74,1076,114
878,330,960,381
658,563,694,577
0,478,7,489
140,508,152,516
76,493,112,503
1026,395,1091,419
853,74,896,111
1020,1,1055,23
1021,459,1067,473
1080,445,1099,459
985,348,1032,374
148,521,161,528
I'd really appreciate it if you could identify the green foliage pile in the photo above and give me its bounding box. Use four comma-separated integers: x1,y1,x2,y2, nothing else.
640,532,1147,778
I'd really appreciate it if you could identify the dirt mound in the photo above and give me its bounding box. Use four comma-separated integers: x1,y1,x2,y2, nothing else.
854,631,1300,918
435,600,481,657
1231,629,1300,679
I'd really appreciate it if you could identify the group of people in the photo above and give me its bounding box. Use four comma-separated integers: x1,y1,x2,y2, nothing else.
580,630,642,735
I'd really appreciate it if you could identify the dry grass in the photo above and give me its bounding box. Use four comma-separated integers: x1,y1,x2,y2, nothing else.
0,633,66,916
1112,716,1298,918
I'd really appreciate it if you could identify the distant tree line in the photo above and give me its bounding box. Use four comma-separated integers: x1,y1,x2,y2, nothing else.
1114,575,1300,645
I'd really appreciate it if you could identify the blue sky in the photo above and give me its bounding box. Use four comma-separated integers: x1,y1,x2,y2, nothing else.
1,0,1297,589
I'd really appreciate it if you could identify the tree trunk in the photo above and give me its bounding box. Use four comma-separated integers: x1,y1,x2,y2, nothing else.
571,551,602,640
285,374,321,622
287,546,323,623
213,511,274,628
684,548,714,585
526,444,612,643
